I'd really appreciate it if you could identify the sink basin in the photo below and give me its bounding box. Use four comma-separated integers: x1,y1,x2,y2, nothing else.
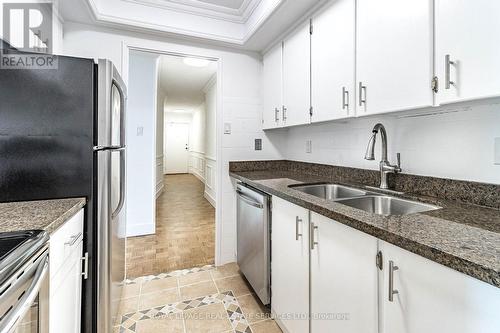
337,196,440,216
291,184,369,200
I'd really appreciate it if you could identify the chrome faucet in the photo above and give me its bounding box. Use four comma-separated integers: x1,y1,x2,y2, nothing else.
364,123,401,189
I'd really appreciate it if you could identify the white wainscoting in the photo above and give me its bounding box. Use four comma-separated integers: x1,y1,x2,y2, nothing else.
189,152,206,183
204,156,216,208
156,155,164,199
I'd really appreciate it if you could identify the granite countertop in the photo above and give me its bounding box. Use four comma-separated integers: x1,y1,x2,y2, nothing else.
230,169,500,288
0,198,87,235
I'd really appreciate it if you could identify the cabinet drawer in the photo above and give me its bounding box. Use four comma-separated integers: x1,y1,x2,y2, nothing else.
50,209,84,278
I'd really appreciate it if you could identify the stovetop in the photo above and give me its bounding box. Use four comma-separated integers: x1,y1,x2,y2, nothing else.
0,230,48,286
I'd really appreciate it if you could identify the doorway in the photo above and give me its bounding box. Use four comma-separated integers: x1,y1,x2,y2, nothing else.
125,52,218,278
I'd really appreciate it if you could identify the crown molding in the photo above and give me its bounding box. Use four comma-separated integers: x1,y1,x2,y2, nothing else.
82,0,284,46
122,0,261,23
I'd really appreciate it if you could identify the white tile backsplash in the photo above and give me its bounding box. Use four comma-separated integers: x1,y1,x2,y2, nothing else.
271,103,500,184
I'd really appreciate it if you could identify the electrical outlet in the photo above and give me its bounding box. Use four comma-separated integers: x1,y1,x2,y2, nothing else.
306,140,312,153
495,138,500,165
255,138,262,151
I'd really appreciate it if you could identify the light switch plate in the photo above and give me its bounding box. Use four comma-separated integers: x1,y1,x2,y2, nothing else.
224,122,231,134
136,126,143,136
495,137,500,165
306,140,312,153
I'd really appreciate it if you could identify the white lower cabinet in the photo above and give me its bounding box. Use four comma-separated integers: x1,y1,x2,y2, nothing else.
379,240,500,333
271,196,309,333
50,209,84,333
310,212,378,333
270,196,500,333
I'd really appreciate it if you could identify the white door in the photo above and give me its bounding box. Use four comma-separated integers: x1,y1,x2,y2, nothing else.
435,0,500,105
271,196,309,333
263,43,282,130
379,241,500,333
311,0,355,122
356,0,434,115
283,22,311,127
310,213,378,333
164,122,189,174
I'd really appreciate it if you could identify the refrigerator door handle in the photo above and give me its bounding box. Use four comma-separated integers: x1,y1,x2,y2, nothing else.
93,145,125,151
112,79,126,148
111,148,125,219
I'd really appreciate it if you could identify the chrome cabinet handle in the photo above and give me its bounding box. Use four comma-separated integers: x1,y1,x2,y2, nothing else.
295,216,303,240
65,232,83,246
342,87,349,110
82,252,89,280
358,82,366,106
388,260,399,302
282,106,287,121
445,54,455,89
274,107,280,122
310,222,318,250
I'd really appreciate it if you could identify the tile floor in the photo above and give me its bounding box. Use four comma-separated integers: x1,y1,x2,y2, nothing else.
126,174,215,278
114,263,282,333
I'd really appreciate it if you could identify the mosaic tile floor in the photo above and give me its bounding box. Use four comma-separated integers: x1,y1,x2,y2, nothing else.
126,174,215,278
114,263,282,333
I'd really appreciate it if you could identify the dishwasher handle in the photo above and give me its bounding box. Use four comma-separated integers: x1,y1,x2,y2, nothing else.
236,190,264,209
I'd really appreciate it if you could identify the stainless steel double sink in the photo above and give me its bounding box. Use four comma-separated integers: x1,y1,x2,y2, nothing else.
290,183,440,216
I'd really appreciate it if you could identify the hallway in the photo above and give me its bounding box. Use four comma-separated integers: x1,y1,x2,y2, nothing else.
126,174,215,278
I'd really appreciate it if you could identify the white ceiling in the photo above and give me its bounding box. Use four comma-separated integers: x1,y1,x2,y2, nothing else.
59,0,322,51
158,55,217,113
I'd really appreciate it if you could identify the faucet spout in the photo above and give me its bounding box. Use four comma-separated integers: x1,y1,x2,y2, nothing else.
364,123,401,189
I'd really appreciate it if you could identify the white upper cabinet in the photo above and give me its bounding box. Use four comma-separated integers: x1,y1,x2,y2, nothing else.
311,0,355,122
282,22,311,127
356,0,434,115
262,43,283,130
435,0,500,105
379,241,500,333
310,213,378,333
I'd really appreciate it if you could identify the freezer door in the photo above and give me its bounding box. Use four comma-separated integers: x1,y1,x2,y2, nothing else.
96,148,126,333
110,148,125,326
97,59,127,148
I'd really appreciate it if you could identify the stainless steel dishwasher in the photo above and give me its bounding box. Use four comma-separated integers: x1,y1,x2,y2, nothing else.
236,182,270,305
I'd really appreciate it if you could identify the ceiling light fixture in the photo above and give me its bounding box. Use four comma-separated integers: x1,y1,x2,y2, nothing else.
183,57,210,67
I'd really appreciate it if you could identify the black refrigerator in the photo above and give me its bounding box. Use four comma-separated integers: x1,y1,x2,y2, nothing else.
0,47,127,333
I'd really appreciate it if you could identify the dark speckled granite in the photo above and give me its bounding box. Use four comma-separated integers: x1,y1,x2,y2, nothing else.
229,161,500,288
229,160,500,209
0,198,87,234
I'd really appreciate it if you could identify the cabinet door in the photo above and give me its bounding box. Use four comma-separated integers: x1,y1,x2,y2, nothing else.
380,241,500,333
283,22,311,127
263,43,282,129
311,0,355,122
435,0,500,104
356,0,434,115
310,213,378,333
271,196,309,333
50,241,83,333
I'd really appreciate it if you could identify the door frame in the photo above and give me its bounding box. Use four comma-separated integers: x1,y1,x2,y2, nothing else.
121,41,223,266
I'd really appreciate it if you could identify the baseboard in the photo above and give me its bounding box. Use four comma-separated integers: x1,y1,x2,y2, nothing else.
204,190,216,208
190,169,205,183
155,183,164,199
127,223,155,237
